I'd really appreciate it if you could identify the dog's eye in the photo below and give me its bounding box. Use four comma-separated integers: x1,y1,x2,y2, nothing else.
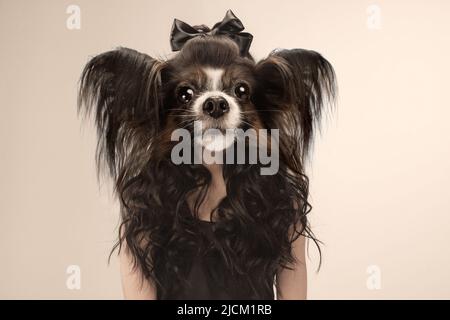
177,86,194,104
234,83,250,99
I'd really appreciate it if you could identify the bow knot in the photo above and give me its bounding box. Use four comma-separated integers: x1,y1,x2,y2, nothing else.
170,10,253,56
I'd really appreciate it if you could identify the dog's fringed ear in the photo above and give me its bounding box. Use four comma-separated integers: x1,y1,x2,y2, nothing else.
254,49,337,161
78,47,165,179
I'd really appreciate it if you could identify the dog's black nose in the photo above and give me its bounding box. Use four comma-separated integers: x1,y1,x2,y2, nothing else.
202,97,229,119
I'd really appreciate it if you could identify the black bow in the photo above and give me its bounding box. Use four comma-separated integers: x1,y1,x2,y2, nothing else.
170,10,253,56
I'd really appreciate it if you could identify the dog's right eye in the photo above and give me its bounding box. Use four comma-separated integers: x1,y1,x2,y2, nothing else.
177,86,194,104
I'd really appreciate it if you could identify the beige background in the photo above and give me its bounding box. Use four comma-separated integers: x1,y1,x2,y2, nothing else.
1,0,449,299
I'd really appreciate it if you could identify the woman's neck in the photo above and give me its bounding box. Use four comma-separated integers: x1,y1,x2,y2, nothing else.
188,163,226,222
203,162,224,187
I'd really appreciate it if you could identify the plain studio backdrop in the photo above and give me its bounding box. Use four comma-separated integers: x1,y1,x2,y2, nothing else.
1,0,449,299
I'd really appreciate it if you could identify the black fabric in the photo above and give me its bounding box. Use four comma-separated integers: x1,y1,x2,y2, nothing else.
170,9,253,57
161,220,275,300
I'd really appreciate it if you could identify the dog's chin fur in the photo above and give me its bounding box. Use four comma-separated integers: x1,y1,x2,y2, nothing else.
78,34,336,299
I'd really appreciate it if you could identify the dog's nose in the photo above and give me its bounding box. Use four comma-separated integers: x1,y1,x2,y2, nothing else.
202,97,229,119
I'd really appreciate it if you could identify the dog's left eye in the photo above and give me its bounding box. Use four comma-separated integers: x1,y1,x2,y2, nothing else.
234,83,250,99
177,86,194,104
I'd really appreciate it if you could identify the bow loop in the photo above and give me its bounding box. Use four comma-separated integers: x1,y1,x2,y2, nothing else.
170,10,253,56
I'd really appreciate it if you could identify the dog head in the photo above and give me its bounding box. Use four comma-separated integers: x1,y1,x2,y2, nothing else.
78,10,336,175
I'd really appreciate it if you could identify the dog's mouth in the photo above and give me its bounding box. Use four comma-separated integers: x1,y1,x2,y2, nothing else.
192,114,243,132
174,113,245,151
195,128,237,152
200,117,232,131
188,118,238,152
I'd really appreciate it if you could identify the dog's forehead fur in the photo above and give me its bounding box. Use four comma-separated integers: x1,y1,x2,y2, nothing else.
165,36,256,91
169,64,255,92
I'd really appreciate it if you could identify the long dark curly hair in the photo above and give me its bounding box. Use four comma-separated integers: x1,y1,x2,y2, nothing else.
78,35,336,299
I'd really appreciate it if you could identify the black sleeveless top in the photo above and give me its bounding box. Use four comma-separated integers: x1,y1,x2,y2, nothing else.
161,219,275,300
